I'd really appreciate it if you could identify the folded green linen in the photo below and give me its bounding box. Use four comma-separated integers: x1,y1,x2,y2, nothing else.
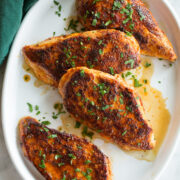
0,0,37,65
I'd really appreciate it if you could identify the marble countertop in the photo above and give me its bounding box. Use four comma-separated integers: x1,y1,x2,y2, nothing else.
0,0,180,179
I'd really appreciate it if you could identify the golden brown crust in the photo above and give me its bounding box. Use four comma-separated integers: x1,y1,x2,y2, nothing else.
19,116,112,180
59,67,155,151
22,29,140,87
76,0,177,61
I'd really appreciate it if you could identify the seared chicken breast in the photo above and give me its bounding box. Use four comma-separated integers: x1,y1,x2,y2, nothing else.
19,116,111,180
22,29,140,87
59,67,155,151
76,0,177,61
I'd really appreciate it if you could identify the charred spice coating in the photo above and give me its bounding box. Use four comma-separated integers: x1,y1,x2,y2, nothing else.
22,29,140,87
59,67,155,151
76,0,177,61
19,116,112,180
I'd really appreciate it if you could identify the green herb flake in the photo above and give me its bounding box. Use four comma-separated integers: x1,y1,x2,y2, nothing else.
134,79,143,87
77,145,82,149
39,160,46,169
68,153,76,159
122,130,127,136
95,12,100,18
99,49,103,55
43,127,49,132
55,154,62,160
27,103,33,112
119,98,124,104
98,40,103,45
42,121,51,125
85,160,91,164
113,1,122,10
93,0,101,4
35,105,39,110
144,62,151,68
120,52,124,58
82,126,94,139
125,31,132,36
76,92,81,97
36,111,40,115
109,67,114,75
48,134,57,139
75,168,81,172
105,20,112,26
80,70,85,77
53,0,59,6
125,59,134,68
92,19,97,26
75,121,81,128
58,162,65,167
102,105,110,110
143,79,148,84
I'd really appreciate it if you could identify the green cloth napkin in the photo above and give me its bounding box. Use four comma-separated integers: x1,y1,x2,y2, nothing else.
0,0,38,65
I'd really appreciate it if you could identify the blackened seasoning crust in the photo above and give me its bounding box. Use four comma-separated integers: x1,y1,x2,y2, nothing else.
76,0,177,61
22,29,140,87
59,67,155,151
19,116,112,180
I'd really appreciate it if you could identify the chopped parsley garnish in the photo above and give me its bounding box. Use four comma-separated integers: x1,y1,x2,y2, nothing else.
125,59,134,68
95,12,100,18
92,19,97,26
42,121,51,125
120,52,124,58
105,20,112,26
64,19,79,32
75,168,81,172
109,67,114,75
36,111,40,115
87,61,94,68
48,134,57,139
76,92,81,97
58,162,64,167
93,0,101,4
113,1,122,10
102,105,110,110
98,40,103,45
27,103,33,112
99,49,103,55
143,79,148,84
54,1,62,17
125,71,132,77
125,31,132,36
134,79,142,87
43,127,49,132
97,129,102,133
137,9,145,21
39,160,45,169
144,87,147,93
53,0,59,6
68,153,76,164
144,62,151,68
80,70,85,77
85,160,91,164
35,105,39,110
98,83,109,96
75,121,81,128
77,145,82,149
122,130,127,136
82,126,94,139
119,98,124,104
55,154,62,160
